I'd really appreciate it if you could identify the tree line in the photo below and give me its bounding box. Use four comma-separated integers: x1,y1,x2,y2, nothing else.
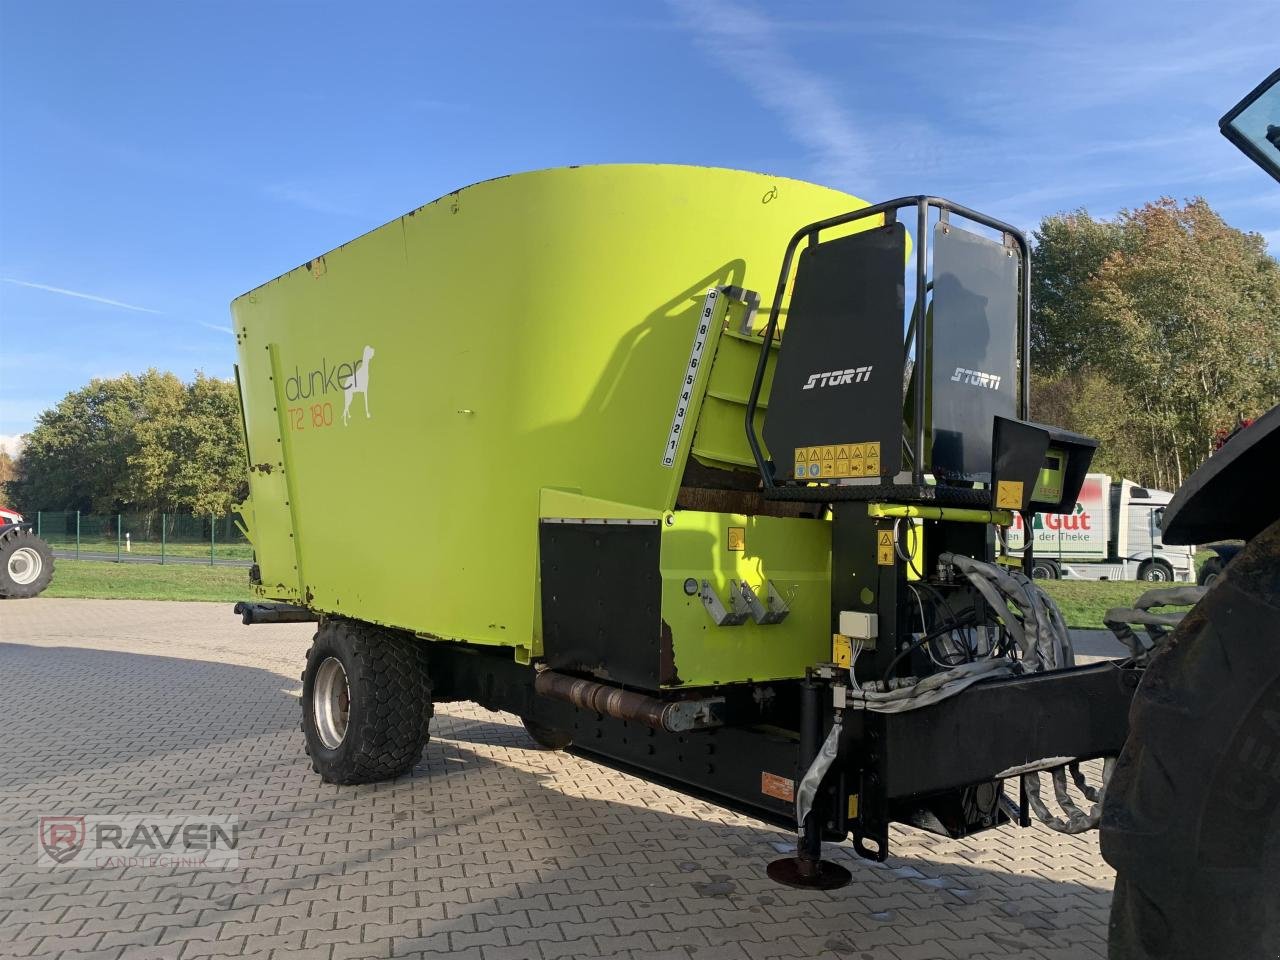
1029,197,1280,491
2,197,1275,513
5,371,246,516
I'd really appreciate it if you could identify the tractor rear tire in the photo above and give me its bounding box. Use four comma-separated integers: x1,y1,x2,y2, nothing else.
1101,517,1280,959
522,717,573,750
0,528,54,599
300,619,433,785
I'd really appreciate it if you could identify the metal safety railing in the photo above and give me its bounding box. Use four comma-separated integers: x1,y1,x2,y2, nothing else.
743,195,1032,488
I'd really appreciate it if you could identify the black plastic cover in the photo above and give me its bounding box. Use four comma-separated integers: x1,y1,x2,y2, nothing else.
929,224,1018,481
762,224,905,482
1162,402,1280,544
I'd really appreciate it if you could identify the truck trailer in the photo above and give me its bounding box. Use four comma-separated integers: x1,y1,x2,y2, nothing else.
231,165,1134,891
1004,473,1195,582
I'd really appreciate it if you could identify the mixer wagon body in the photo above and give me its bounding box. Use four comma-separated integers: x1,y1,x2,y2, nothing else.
232,165,1138,886
233,165,871,685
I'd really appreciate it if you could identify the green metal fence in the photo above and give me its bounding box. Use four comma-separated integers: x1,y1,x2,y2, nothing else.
34,511,251,565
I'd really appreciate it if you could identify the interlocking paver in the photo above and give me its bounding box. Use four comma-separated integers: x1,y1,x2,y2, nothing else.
1,599,1118,960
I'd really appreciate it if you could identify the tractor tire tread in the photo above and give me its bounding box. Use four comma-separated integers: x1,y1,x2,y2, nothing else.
1101,518,1280,959
301,619,433,785
0,528,55,599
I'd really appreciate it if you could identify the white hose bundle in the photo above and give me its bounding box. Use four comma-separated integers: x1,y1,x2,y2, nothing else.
941,553,1112,832
844,552,1071,718
812,552,1110,834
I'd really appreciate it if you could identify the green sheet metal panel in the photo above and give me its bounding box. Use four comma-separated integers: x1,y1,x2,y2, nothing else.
659,510,831,687
233,164,867,655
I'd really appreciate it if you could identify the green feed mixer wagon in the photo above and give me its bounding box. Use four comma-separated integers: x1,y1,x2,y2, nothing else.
232,164,1135,887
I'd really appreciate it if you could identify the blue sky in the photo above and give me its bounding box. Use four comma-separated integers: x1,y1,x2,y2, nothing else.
2,0,1277,449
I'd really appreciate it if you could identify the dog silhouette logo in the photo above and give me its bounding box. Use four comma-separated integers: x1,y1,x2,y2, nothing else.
342,345,374,425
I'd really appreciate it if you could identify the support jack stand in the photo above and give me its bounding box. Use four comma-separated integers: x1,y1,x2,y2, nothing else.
766,852,852,890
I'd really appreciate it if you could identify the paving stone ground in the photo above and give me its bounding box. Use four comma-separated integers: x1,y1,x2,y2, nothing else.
0,599,1115,960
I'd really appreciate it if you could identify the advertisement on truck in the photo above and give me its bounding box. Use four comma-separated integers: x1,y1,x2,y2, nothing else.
1005,473,1195,582
1006,474,1109,558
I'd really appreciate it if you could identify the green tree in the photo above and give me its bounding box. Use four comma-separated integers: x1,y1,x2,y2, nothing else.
9,370,245,514
10,371,184,512
137,374,245,515
1031,198,1280,488
1030,212,1127,374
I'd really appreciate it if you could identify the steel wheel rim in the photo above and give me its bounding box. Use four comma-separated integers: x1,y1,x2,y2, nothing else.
313,657,351,749
7,547,42,585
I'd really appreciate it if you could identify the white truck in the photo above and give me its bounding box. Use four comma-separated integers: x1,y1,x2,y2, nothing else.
1005,473,1196,582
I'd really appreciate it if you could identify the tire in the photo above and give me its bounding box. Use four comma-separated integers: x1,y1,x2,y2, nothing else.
1101,517,1280,959
522,717,573,750
1197,555,1224,588
300,619,433,784
1030,558,1060,580
1136,559,1173,582
0,529,55,599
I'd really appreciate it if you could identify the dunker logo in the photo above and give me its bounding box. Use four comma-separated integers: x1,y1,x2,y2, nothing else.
342,345,374,425
283,345,375,426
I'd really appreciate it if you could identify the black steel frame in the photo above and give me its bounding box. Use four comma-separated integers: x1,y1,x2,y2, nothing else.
421,635,1135,861
743,196,1032,488
1219,67,1280,187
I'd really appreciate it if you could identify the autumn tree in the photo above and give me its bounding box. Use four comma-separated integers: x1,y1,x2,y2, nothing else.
0,450,15,491
1031,198,1280,489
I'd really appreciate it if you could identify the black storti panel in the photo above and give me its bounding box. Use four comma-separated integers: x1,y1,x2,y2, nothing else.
929,224,1018,482
762,223,906,483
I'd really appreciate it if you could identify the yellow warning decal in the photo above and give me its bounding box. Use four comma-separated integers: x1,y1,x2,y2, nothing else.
876,530,895,566
995,479,1025,510
848,794,860,819
832,633,852,668
793,441,883,480
727,526,746,552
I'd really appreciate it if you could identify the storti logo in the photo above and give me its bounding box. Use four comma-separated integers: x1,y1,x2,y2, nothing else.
39,816,86,864
951,367,1002,390
802,366,873,390
342,345,374,426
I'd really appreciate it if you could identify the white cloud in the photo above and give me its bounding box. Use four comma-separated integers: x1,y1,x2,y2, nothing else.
666,0,869,190
0,434,25,458
2,278,234,336
263,182,367,218
1,278,161,314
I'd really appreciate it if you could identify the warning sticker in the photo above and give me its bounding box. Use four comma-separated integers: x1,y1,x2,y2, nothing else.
876,530,895,566
996,479,1025,510
761,772,795,802
793,440,883,480
727,526,746,552
832,633,852,668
